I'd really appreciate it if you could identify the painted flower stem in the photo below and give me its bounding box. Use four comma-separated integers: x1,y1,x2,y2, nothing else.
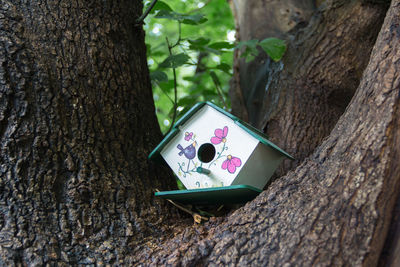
208,142,227,168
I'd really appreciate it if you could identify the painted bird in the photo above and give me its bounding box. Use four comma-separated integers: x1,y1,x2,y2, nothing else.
177,142,197,160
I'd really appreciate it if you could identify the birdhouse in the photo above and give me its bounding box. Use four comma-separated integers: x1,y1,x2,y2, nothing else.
149,102,293,205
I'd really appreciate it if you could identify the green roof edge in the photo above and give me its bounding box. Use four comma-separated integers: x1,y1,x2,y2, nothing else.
148,101,294,160
155,184,262,196
148,102,207,160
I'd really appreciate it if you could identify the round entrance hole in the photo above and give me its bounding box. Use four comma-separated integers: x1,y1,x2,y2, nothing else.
197,143,216,163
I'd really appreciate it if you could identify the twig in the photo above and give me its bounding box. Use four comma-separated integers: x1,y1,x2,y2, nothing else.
136,0,158,25
157,83,175,104
210,72,228,109
165,37,178,135
155,189,208,224
215,82,228,109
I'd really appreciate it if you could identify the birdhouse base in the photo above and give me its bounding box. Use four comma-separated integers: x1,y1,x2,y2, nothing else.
155,184,262,205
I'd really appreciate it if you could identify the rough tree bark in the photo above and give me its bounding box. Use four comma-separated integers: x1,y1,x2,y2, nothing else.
2,0,400,266
0,1,176,265
139,0,400,265
230,0,389,177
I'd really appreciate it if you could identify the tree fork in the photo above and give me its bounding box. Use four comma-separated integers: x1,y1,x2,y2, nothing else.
141,0,400,265
230,0,389,177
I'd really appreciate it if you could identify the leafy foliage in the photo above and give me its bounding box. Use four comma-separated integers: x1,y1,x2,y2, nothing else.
144,0,235,133
144,0,286,133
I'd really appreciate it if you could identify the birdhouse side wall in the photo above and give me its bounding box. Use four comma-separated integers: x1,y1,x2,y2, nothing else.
232,143,285,190
160,105,259,189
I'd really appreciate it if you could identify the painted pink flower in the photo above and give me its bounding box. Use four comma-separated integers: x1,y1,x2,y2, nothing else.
211,126,228,144
184,132,193,141
222,155,242,174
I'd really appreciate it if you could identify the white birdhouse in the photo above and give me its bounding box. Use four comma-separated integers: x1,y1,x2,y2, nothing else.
149,102,293,204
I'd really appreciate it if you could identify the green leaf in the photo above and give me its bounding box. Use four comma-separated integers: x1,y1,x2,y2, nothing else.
146,43,151,53
216,63,231,74
181,13,208,25
188,38,211,51
177,179,186,190
188,38,210,46
159,53,190,68
240,46,258,62
244,53,256,63
150,1,172,13
154,10,181,20
158,80,174,93
208,42,235,50
259,37,286,62
177,96,198,106
204,47,221,55
183,75,200,82
235,39,258,50
155,10,207,25
203,89,218,97
150,70,168,83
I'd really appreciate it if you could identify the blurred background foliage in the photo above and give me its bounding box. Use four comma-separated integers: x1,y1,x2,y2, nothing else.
144,0,236,133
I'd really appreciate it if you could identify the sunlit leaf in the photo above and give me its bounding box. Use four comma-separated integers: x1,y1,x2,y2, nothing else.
159,53,190,68
259,37,286,62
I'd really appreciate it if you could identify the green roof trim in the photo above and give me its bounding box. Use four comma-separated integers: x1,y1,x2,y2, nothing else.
148,101,294,161
155,184,262,205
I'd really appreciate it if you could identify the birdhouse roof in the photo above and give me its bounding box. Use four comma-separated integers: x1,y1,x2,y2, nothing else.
148,102,294,161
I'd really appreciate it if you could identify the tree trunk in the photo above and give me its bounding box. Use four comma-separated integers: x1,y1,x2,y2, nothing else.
230,0,389,177
2,0,400,266
0,1,175,265
138,0,400,265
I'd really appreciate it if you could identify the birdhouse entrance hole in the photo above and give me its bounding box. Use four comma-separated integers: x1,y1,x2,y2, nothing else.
197,143,216,163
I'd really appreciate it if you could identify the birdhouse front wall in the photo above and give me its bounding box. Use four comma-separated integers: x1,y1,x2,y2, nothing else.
160,105,259,190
